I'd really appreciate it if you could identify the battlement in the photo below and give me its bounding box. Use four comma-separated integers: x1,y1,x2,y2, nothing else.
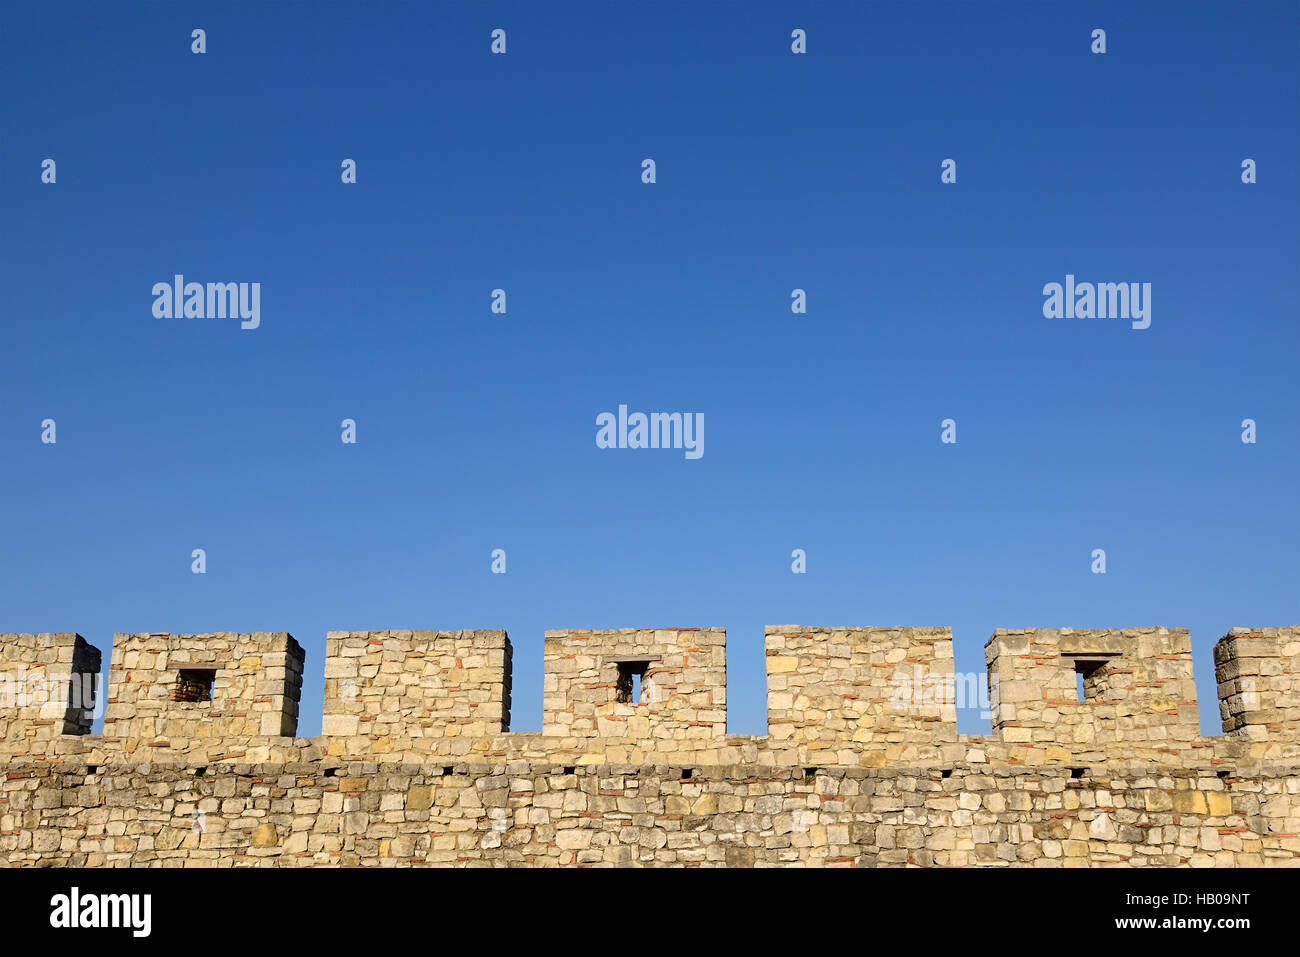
1215,627,1300,740
542,628,726,739
0,633,100,741
766,626,958,763
0,625,1295,765
1,624,1298,868
985,627,1201,749
103,632,304,747
322,630,511,743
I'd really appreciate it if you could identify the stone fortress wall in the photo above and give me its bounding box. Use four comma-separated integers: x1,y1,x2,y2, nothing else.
0,625,1296,867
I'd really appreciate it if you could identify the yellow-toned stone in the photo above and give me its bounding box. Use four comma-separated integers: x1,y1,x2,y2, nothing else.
1206,792,1233,817
1173,791,1207,814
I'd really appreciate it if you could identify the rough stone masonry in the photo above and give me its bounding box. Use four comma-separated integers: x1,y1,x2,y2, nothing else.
0,625,1296,867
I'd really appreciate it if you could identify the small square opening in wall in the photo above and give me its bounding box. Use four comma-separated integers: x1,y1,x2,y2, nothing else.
172,669,214,703
1071,657,1111,703
614,660,649,704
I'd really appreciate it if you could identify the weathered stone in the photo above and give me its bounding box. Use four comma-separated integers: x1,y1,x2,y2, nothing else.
0,623,1296,868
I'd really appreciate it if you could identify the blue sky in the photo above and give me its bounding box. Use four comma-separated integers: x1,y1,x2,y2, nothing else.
2,1,1296,737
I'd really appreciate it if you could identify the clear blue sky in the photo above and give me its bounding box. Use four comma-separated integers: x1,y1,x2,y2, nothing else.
2,1,1296,737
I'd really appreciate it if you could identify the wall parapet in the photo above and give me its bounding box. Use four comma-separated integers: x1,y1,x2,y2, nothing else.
322,630,511,744
2,623,1295,867
985,627,1201,749
765,626,958,762
1215,627,1300,740
542,628,725,740
103,632,303,749
0,633,100,742
0,625,1296,767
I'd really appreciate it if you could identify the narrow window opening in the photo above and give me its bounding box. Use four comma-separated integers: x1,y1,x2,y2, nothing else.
615,661,649,704
194,766,208,778
323,767,339,778
172,669,214,703
1070,767,1086,779
1072,657,1111,703
563,766,576,775
804,767,819,782
442,766,455,777
86,765,99,776
940,768,952,779
681,768,694,781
